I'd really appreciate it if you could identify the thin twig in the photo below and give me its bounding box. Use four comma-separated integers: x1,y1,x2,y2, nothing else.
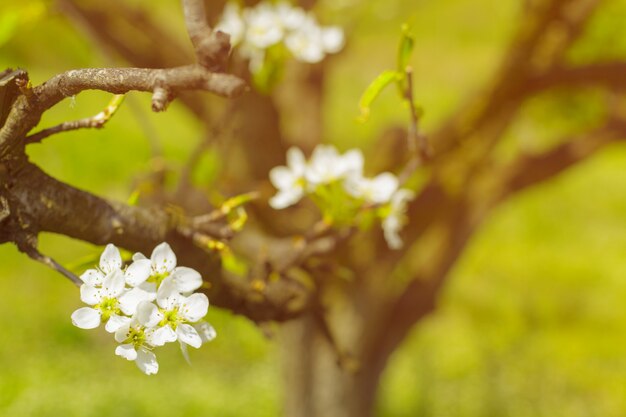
26,248,82,286
25,94,124,144
398,66,429,183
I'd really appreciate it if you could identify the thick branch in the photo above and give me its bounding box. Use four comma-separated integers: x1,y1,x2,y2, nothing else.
3,160,310,322
502,119,626,196
35,66,244,107
181,0,231,70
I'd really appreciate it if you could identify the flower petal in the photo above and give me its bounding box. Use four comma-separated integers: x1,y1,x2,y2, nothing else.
286,147,307,176
170,267,203,294
269,166,296,190
150,242,177,274
102,269,126,298
176,323,202,349
181,293,209,323
194,321,217,343
80,284,100,305
132,252,147,261
156,278,182,309
80,269,104,286
99,244,122,274
105,314,131,333
179,341,191,365
136,348,159,375
71,307,101,329
269,189,303,209
115,343,137,361
114,322,131,343
321,26,345,53
370,172,398,204
125,259,152,287
151,325,177,346
119,287,155,316
136,301,162,328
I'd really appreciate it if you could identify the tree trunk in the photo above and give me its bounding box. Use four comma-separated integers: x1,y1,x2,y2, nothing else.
280,313,383,417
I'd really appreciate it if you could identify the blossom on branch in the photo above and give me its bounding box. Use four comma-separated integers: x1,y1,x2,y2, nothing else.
268,144,415,249
71,243,215,375
215,1,345,72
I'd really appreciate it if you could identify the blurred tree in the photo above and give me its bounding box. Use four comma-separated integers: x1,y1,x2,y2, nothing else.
1,0,626,416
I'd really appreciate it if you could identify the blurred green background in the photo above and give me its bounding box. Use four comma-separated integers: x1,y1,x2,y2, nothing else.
2,0,626,415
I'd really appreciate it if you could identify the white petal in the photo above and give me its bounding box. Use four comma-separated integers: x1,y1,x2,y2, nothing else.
105,314,131,333
132,252,147,261
269,189,304,209
71,307,101,329
102,269,126,298
181,293,209,323
269,166,297,190
370,172,399,204
169,267,203,294
156,278,182,308
383,216,403,250
136,348,159,375
194,321,217,343
99,244,122,274
150,242,177,274
114,322,131,343
115,343,137,361
286,147,307,176
176,324,202,349
179,341,191,365
119,287,155,316
80,269,104,286
125,259,152,287
151,325,177,346
137,281,157,297
340,149,364,178
321,26,345,53
80,284,101,305
136,301,162,328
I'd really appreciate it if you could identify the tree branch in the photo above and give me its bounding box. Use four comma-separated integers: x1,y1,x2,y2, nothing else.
181,0,231,70
25,94,125,144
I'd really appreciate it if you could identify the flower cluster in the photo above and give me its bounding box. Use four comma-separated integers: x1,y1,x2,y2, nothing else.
71,242,215,375
215,2,344,72
268,145,415,249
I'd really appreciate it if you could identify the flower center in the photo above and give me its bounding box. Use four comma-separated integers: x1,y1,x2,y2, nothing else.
159,307,181,330
126,326,146,348
148,271,170,286
95,297,121,321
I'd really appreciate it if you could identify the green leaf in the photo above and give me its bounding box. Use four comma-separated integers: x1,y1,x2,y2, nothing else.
397,24,415,74
358,70,401,122
396,24,415,95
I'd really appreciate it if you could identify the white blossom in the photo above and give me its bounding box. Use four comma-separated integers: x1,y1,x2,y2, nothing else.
344,172,399,204
382,189,415,249
114,319,160,375
269,147,309,209
72,242,216,375
284,17,326,63
72,269,135,332
243,3,284,49
305,145,363,186
136,285,209,349
215,1,345,72
133,242,202,295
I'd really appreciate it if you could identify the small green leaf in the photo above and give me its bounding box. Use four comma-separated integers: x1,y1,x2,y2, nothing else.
397,24,415,74
358,70,401,122
396,24,415,95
